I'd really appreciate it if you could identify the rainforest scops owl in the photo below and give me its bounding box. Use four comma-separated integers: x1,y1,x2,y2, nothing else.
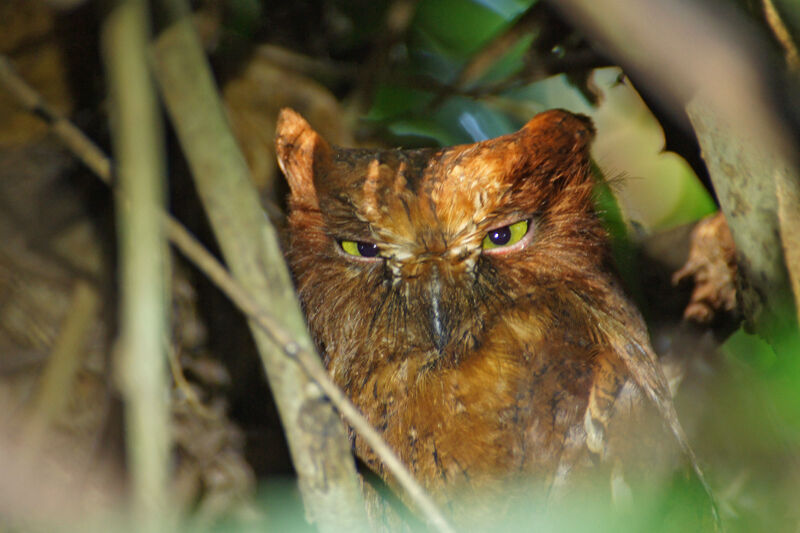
275,108,707,519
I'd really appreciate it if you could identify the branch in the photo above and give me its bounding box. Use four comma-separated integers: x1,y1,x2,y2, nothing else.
23,281,100,455
686,98,798,344
163,213,456,533
101,0,171,526
147,5,368,531
0,48,451,533
550,0,800,344
0,58,111,182
762,0,800,72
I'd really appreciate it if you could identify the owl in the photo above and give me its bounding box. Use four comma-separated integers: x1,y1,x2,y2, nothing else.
276,108,705,522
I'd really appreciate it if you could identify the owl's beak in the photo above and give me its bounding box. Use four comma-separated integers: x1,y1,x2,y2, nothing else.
427,268,450,353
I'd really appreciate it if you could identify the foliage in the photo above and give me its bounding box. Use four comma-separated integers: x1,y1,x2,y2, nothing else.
366,1,715,232
1,0,798,532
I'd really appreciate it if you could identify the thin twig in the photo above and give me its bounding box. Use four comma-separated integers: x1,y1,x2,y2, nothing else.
0,57,112,183
167,345,217,421
23,281,100,455
0,50,455,533
255,44,357,83
762,0,800,71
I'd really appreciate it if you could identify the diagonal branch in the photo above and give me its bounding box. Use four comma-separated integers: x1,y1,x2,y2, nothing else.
147,8,367,531
0,50,455,533
163,211,456,533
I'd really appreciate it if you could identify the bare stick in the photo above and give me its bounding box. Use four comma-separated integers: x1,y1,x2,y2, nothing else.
762,0,800,71
149,6,368,531
102,0,171,527
23,281,100,455
0,57,111,183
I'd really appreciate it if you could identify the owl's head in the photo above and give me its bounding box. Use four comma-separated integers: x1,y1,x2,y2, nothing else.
276,109,608,386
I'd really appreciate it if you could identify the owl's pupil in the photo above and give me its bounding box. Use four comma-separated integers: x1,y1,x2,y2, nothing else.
489,227,512,245
357,242,379,257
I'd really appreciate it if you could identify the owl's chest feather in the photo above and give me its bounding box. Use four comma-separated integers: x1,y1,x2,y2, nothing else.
343,314,605,497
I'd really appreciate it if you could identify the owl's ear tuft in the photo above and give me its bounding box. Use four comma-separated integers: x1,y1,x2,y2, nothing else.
275,108,331,206
521,109,595,151
516,109,596,186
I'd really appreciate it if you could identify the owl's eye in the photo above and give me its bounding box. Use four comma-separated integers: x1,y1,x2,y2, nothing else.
340,240,380,258
482,220,529,251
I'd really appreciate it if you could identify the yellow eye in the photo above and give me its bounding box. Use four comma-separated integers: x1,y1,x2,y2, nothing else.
482,220,528,250
340,240,380,257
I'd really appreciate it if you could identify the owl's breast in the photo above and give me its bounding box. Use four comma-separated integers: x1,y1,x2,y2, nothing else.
348,308,611,500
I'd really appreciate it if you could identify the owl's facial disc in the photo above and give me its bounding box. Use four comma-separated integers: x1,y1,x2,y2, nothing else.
327,214,534,363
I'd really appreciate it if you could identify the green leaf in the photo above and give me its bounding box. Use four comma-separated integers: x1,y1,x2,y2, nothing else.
504,68,716,231
468,33,536,88
380,97,517,146
722,327,778,372
366,85,435,121
387,118,464,146
433,96,517,142
412,0,531,57
472,0,539,19
592,163,643,305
